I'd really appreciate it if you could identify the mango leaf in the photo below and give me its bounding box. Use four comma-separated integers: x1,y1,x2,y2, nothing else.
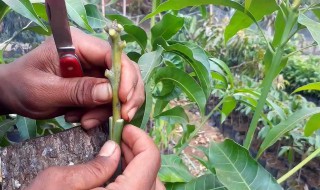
122,25,148,51
54,116,73,129
305,113,320,137
298,14,320,47
272,3,287,47
155,106,189,125
85,4,108,29
221,96,237,123
106,14,134,25
0,50,4,64
154,67,207,116
175,124,195,150
66,0,93,32
313,6,320,21
140,83,153,131
32,3,48,21
244,0,252,11
210,58,233,88
156,38,212,98
154,99,169,117
151,13,184,45
16,116,37,140
138,48,163,83
22,25,51,36
0,1,10,23
166,174,226,190
205,139,282,190
2,0,47,31
225,0,278,42
263,49,289,83
159,154,194,183
258,107,320,158
293,82,320,93
142,0,257,24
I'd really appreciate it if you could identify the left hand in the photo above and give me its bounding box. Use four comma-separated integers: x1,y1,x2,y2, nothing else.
0,28,145,129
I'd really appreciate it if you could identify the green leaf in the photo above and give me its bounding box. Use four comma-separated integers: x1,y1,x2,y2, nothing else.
54,116,73,129
16,116,37,140
140,83,153,131
159,154,194,183
155,106,189,125
106,14,134,25
2,0,47,31
142,0,257,24
225,0,278,42
298,14,320,47
221,96,237,123
293,82,320,93
305,113,320,137
151,13,184,45
258,107,320,157
206,139,282,190
175,124,195,150
166,174,227,190
85,4,107,29
0,1,10,23
154,67,207,116
210,58,234,88
32,3,48,21
122,25,148,51
0,50,4,64
22,25,52,36
138,48,163,83
156,38,212,98
66,0,93,32
272,3,286,47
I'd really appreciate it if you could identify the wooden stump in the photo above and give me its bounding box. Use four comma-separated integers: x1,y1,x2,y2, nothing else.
0,126,108,190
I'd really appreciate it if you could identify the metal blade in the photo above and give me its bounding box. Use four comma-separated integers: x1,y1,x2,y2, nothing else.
45,0,73,49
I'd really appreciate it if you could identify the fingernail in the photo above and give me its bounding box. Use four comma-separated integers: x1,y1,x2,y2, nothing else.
65,116,80,123
99,141,116,157
128,107,138,121
83,119,101,129
126,88,134,102
92,83,112,103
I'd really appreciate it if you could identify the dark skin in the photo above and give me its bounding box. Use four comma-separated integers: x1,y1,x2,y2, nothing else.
0,28,165,189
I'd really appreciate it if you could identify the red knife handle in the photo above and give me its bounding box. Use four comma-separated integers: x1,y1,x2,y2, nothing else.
59,54,83,78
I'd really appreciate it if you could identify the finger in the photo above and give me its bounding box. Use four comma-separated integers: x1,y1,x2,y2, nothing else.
121,142,134,165
106,125,160,190
28,141,120,190
80,106,112,130
65,109,85,123
121,75,145,121
118,59,138,104
46,76,113,107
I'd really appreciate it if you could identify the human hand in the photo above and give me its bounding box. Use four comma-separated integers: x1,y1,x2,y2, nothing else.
0,28,144,129
26,125,165,190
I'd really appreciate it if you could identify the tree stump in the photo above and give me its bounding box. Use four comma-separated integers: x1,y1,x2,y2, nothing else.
0,126,108,190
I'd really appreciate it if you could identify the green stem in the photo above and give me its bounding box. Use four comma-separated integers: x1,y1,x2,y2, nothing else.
176,96,227,155
283,43,318,59
105,22,126,144
277,147,320,184
150,0,160,28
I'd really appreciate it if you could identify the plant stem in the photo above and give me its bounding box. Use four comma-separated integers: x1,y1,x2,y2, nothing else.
150,0,160,27
176,96,227,155
277,147,320,184
283,43,318,59
105,22,126,144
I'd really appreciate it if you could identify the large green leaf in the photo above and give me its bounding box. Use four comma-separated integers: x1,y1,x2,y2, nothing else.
298,14,320,47
155,106,189,125
142,0,257,24
166,174,227,190
16,116,37,140
305,113,320,137
0,0,10,23
66,0,93,32
258,107,320,157
156,38,212,98
32,3,48,21
159,154,194,183
151,13,184,44
85,4,107,29
138,48,163,83
154,67,207,116
122,25,148,52
293,82,320,93
205,139,282,190
225,0,278,42
2,0,47,31
272,3,286,47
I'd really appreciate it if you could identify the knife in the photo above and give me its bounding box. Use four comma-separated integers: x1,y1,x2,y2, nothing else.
45,0,83,78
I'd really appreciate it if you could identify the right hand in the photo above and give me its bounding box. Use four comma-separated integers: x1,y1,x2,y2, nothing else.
27,125,165,190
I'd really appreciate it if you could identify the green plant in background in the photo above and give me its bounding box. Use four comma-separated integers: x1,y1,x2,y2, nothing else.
2,0,320,189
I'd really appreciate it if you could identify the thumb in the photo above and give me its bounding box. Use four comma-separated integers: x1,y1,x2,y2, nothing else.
57,77,112,107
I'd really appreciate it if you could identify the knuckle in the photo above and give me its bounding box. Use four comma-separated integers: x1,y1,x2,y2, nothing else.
69,79,95,106
86,157,116,178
